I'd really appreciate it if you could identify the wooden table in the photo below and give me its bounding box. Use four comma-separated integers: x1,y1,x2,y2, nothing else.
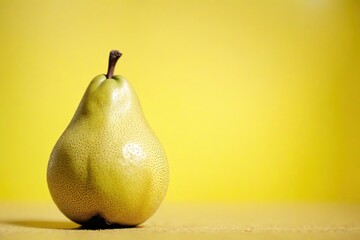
1,202,359,239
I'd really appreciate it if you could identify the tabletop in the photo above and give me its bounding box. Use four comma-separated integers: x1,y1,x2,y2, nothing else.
1,202,360,239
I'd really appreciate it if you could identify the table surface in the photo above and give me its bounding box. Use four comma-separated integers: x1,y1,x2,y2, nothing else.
0,202,360,240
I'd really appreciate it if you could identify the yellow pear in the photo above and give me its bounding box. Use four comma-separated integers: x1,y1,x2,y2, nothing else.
47,50,169,227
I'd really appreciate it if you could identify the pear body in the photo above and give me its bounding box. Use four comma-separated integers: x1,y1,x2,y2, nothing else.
47,75,169,226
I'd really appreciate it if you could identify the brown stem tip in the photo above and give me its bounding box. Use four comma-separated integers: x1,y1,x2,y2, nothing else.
106,50,122,79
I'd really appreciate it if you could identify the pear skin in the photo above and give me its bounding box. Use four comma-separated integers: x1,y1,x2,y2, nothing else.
47,50,169,227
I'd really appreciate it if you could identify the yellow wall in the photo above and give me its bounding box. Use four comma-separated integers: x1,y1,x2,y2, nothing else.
0,0,359,203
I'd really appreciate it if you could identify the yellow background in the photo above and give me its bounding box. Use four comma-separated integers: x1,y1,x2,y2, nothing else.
0,0,359,203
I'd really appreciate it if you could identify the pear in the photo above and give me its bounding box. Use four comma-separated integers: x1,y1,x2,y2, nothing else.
47,50,169,228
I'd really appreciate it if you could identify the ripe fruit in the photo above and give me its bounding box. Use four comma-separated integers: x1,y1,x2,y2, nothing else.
47,50,169,227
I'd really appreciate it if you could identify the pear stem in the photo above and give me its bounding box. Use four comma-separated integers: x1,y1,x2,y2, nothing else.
106,50,122,79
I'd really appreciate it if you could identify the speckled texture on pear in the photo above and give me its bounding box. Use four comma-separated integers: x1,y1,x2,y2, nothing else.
47,75,169,226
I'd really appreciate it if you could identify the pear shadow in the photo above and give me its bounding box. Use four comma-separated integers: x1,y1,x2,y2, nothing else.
72,214,142,230
77,215,143,230
78,223,143,230
4,219,144,230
